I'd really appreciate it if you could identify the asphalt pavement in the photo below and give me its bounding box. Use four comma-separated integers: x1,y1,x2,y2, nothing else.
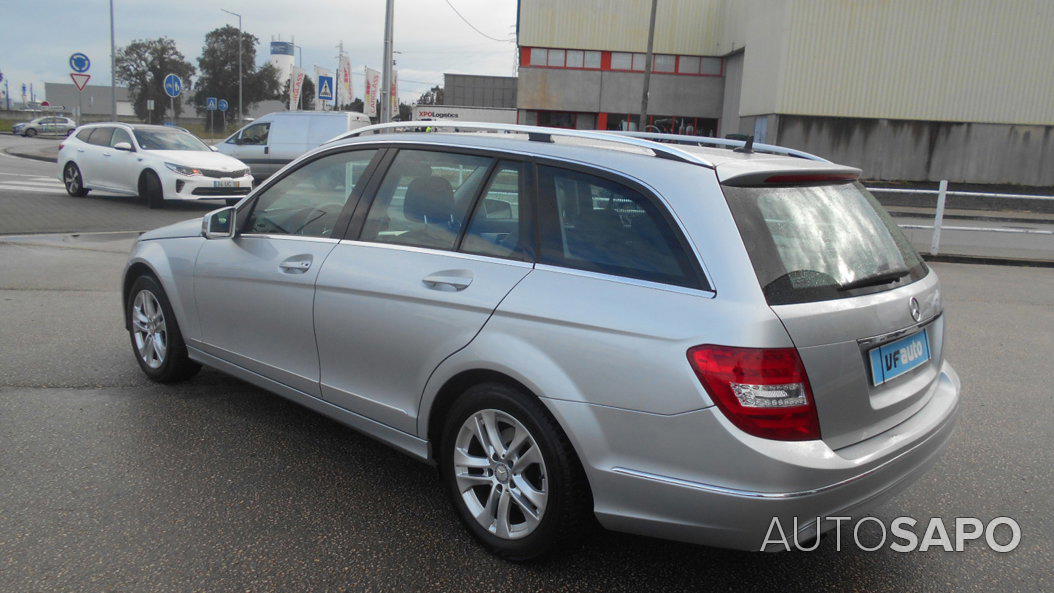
0,230,1051,592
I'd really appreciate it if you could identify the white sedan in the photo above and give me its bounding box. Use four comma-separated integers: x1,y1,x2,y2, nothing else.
57,123,254,208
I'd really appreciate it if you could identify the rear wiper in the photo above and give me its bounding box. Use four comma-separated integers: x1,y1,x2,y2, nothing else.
837,268,909,291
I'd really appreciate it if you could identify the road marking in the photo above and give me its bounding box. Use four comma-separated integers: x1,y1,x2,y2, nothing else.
0,184,64,194
0,171,51,178
14,180,65,188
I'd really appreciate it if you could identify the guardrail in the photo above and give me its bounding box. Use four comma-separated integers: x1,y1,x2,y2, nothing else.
866,180,1054,255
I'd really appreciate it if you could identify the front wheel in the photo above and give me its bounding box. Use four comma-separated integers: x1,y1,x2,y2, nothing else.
140,171,165,209
63,162,89,197
439,382,593,561
24,128,37,137
127,275,200,383
65,128,74,137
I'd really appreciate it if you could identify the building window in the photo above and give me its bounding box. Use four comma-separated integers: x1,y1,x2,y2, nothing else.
547,49,566,67
530,48,548,66
701,57,722,75
677,56,700,74
566,50,584,68
584,51,601,68
631,53,647,71
611,52,632,70
653,54,676,73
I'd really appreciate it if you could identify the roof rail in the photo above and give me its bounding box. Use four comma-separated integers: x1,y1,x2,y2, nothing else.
609,131,830,162
328,121,717,168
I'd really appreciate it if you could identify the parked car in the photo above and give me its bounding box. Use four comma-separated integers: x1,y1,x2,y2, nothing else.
216,110,371,179
13,116,77,137
122,122,960,560
57,123,253,209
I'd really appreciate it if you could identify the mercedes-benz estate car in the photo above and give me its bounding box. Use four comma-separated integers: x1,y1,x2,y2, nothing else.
121,122,960,560
58,123,253,208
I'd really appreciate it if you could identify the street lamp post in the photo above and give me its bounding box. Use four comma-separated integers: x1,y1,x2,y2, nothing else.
221,9,243,124
109,0,117,120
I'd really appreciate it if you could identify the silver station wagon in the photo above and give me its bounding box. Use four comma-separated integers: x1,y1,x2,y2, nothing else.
123,122,960,560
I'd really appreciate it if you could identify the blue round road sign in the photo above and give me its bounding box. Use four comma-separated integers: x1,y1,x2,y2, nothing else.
163,74,183,98
218,99,229,112
69,53,91,73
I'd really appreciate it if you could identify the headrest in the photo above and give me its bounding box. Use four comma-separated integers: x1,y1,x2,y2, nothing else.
404,176,454,223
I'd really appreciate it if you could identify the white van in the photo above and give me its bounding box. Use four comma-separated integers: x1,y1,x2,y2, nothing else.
217,111,371,178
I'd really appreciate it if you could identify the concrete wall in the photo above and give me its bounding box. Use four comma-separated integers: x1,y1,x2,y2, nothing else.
719,51,743,136
517,68,723,118
775,115,1054,186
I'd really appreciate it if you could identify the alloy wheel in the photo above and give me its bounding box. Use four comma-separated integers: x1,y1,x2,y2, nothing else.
453,409,548,540
64,165,81,194
131,290,167,369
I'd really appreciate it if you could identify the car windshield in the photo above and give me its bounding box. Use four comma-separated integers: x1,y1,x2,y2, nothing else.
722,181,927,305
133,129,210,151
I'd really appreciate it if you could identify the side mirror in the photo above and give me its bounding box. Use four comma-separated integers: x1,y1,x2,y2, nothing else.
113,142,133,152
202,206,237,239
209,145,219,152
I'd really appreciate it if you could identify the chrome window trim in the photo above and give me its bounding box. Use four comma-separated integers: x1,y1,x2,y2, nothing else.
238,233,341,244
339,239,535,268
325,139,717,293
534,263,715,298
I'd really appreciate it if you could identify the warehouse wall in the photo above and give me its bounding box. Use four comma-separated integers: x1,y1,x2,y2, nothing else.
776,116,1054,186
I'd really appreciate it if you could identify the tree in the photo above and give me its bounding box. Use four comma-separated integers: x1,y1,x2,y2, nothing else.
194,25,282,129
416,85,444,106
114,38,195,123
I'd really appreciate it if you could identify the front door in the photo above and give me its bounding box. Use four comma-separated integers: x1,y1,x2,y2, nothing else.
314,149,535,433
97,127,138,192
224,121,272,178
193,147,381,396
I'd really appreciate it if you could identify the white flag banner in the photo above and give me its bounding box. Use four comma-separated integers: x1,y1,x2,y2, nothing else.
390,70,398,119
337,54,353,108
314,66,334,111
289,67,306,110
364,67,380,117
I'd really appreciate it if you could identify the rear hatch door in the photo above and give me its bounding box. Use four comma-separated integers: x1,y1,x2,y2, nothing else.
722,178,943,450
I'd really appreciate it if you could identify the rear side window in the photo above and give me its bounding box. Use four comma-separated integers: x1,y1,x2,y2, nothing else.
75,128,93,142
537,165,704,289
87,127,114,146
460,161,531,261
359,149,493,251
722,182,927,305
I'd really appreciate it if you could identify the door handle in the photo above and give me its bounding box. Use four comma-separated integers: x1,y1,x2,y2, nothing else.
264,146,270,154
279,258,312,273
422,271,473,291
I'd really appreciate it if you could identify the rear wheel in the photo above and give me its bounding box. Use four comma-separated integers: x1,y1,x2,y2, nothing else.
140,171,165,209
127,275,200,383
439,382,593,561
63,162,89,197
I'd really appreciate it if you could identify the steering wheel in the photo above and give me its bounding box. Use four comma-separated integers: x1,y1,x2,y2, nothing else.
294,201,347,236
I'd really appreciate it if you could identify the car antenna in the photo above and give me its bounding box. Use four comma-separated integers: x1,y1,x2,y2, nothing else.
729,134,754,154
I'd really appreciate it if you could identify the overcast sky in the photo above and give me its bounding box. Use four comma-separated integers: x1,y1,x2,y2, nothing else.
0,0,518,103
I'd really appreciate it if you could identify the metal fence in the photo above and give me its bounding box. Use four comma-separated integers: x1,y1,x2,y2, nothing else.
866,180,1054,255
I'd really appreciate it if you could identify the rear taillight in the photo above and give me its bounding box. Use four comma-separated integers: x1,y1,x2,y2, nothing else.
687,345,821,441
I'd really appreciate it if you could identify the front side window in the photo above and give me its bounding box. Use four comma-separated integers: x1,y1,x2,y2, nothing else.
722,182,927,305
538,165,703,289
359,149,493,251
461,161,530,260
234,122,270,145
110,128,133,148
134,129,209,151
243,149,378,239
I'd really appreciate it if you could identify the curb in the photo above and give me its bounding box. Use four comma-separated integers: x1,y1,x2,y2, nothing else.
889,210,1053,225
923,254,1054,268
2,148,57,163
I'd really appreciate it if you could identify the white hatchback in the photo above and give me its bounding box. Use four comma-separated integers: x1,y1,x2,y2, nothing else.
58,123,254,208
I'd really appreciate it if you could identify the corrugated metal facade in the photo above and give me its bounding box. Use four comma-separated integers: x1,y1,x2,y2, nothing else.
777,0,1054,124
517,0,1054,125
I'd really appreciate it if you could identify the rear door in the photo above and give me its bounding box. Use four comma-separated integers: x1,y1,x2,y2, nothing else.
79,127,115,187
313,148,534,433
721,181,942,450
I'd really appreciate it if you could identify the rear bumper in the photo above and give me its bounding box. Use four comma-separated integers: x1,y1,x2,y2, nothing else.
545,360,961,551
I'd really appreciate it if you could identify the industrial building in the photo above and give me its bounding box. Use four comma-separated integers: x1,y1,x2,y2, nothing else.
42,83,133,117
516,0,1054,185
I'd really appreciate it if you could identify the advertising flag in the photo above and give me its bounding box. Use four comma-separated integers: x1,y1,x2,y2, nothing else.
289,67,306,110
364,67,380,117
337,54,353,108
390,70,398,119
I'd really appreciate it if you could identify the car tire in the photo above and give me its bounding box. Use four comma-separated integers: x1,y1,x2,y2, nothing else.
439,382,593,561
62,162,89,197
140,171,165,209
24,128,37,138
127,274,201,383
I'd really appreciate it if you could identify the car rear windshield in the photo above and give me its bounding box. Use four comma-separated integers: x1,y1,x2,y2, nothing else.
133,130,210,151
722,181,927,305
